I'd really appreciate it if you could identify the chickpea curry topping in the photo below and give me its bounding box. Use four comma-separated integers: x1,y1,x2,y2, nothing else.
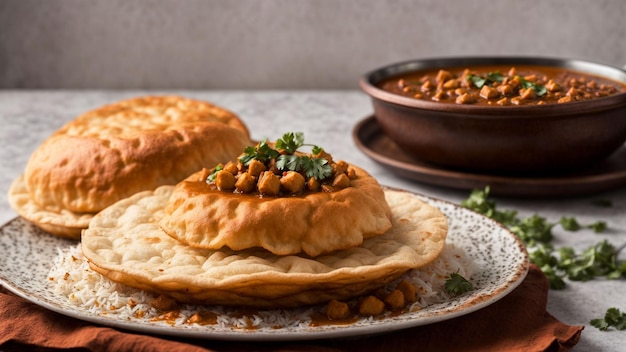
206,132,356,196
380,65,626,106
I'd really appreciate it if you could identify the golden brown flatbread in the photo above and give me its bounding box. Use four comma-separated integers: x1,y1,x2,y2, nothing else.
159,165,392,257
8,96,252,239
81,186,448,308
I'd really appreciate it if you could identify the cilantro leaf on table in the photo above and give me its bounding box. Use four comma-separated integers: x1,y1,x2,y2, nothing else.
460,186,621,291
509,214,554,246
460,186,517,226
559,217,582,231
591,308,626,331
588,221,607,233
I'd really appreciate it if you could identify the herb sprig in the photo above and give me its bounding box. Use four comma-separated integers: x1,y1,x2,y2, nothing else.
239,132,333,180
444,273,474,297
591,308,626,331
461,186,622,290
466,72,547,96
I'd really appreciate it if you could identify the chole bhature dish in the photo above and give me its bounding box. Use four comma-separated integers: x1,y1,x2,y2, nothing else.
8,95,475,328
79,133,449,309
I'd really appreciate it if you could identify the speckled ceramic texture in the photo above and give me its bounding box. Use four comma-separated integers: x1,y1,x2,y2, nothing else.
0,190,529,341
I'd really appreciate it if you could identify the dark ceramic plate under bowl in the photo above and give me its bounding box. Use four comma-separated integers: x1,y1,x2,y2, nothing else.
353,115,626,198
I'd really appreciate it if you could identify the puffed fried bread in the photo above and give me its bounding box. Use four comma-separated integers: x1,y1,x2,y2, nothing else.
81,186,448,308
160,165,393,257
8,95,252,239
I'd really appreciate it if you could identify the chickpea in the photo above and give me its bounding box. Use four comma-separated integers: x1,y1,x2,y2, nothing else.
280,171,305,193
247,159,266,177
359,296,385,316
326,300,350,320
257,171,280,196
396,280,417,303
332,173,351,189
332,160,349,176
215,170,236,191
235,173,256,193
384,290,405,310
306,177,320,191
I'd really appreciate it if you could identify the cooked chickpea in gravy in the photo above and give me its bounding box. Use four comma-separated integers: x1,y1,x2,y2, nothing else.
379,65,626,106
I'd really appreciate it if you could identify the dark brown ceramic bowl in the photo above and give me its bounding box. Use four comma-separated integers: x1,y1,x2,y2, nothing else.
360,57,626,175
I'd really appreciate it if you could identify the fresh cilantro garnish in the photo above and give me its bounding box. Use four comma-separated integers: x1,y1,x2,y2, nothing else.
591,308,626,331
274,132,332,180
276,154,332,180
206,165,223,183
460,186,517,226
238,132,333,180
275,132,304,154
467,74,487,88
560,241,626,281
518,76,547,97
588,221,607,233
444,273,474,297
509,214,554,246
239,140,280,165
486,72,505,83
466,72,504,89
461,187,620,290
559,217,582,231
560,217,606,233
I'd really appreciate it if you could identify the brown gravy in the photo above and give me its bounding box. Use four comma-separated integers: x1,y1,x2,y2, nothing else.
379,65,626,106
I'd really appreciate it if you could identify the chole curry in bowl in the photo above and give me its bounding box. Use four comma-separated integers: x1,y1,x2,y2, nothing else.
360,57,626,174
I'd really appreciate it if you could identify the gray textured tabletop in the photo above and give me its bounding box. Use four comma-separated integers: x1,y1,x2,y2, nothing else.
1,90,625,351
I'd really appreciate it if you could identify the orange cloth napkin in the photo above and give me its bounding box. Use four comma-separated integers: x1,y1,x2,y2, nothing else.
0,265,582,352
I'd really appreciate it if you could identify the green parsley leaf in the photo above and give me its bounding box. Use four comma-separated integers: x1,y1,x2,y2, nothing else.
444,273,474,297
467,74,487,88
509,214,554,246
561,240,625,281
271,132,330,180
467,72,504,89
486,72,505,83
311,145,323,155
588,221,607,233
519,77,547,97
239,140,280,165
275,132,304,154
460,186,623,293
303,156,332,180
460,187,517,226
591,308,626,331
560,217,582,231
206,165,223,183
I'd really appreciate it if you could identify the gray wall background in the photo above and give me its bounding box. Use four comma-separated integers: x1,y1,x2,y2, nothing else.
1,0,624,89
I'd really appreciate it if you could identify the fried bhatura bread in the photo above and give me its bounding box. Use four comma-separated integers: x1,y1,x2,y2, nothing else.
8,96,252,239
159,166,392,257
81,186,448,308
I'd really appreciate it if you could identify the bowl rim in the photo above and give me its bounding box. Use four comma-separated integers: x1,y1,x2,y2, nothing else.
360,56,626,116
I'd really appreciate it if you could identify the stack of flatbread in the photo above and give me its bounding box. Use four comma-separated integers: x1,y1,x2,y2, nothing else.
80,145,449,308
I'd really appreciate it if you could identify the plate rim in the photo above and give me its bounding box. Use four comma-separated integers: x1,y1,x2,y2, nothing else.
353,114,626,197
0,190,530,342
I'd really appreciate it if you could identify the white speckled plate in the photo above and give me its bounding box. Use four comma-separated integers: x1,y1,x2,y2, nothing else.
0,191,529,341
